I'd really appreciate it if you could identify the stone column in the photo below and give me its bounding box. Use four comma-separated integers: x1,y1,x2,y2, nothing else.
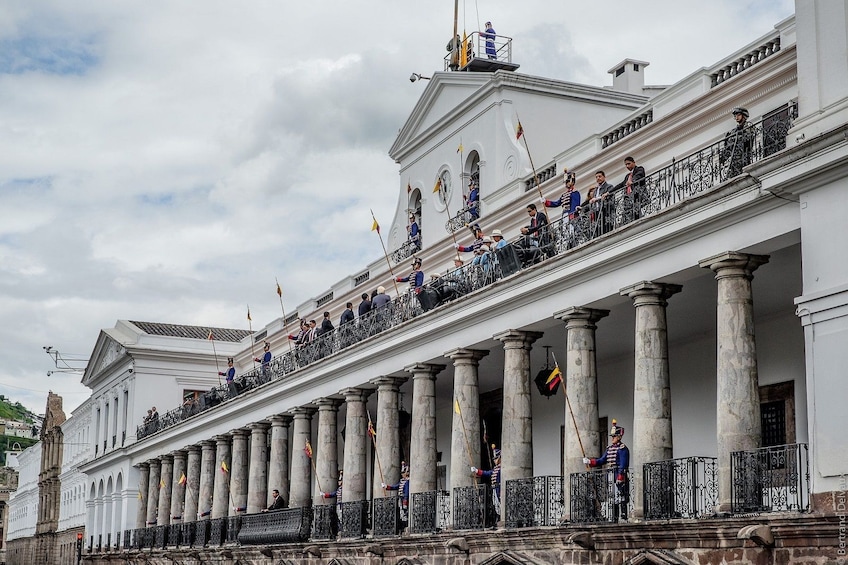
405,363,446,499
446,348,488,491
341,388,371,503
494,330,543,512
554,307,609,519
197,440,216,520
170,450,187,522
700,251,769,512
314,398,341,504
289,407,317,508
146,458,161,526
211,434,231,519
184,445,201,522
157,455,173,526
247,422,270,513
621,281,682,518
135,462,149,528
268,415,291,506
230,429,249,515
370,376,408,495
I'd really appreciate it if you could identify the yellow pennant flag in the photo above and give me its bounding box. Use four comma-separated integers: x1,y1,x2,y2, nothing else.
220,460,229,474
178,472,187,486
516,120,524,140
138,490,143,500
247,306,252,322
545,366,563,391
371,218,380,233
276,281,282,298
454,399,461,415
433,178,442,194
159,478,165,489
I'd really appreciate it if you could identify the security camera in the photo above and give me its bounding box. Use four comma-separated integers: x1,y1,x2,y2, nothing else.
128,368,134,374
795,133,805,144
409,73,418,83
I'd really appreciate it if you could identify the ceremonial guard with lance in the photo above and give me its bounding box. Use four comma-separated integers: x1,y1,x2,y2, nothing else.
583,419,630,522
471,444,502,521
382,462,410,529
396,257,424,293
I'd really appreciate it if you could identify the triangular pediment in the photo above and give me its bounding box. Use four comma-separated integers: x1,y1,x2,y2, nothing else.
478,550,548,565
81,330,131,386
624,549,694,565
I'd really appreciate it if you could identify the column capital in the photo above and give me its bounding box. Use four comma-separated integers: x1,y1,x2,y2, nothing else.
159,453,173,463
230,428,250,439
445,348,489,364
620,281,683,306
200,439,216,449
698,251,769,279
213,434,231,446
248,421,271,433
269,413,293,426
340,387,373,402
184,444,201,455
312,397,342,410
493,329,544,349
554,307,610,328
135,461,150,470
170,450,187,461
403,363,446,376
289,406,318,419
369,376,408,391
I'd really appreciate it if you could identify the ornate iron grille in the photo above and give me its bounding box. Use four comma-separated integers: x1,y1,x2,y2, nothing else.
410,491,438,534
142,527,156,549
372,496,400,537
133,116,794,443
445,202,481,233
437,490,451,530
452,484,493,530
505,475,565,528
225,515,241,544
339,500,369,539
731,443,809,514
193,519,210,547
154,525,168,549
311,504,338,540
122,529,131,550
643,457,718,520
238,507,313,545
208,517,227,546
570,469,632,523
179,521,195,546
167,522,181,546
105,532,111,551
391,239,421,264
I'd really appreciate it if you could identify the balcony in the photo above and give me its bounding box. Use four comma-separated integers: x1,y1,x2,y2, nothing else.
134,113,793,443
643,457,717,520
731,443,810,514
390,239,420,264
443,32,519,73
445,201,480,233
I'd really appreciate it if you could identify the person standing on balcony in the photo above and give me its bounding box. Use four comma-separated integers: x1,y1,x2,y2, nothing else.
583,420,630,522
372,286,391,308
262,489,286,512
589,171,615,235
490,229,508,250
546,172,581,247
722,107,756,178
407,213,421,250
613,157,646,221
253,341,272,383
340,302,355,325
319,312,334,336
383,462,410,530
482,21,497,59
466,180,480,220
396,257,425,292
358,293,372,316
471,444,502,521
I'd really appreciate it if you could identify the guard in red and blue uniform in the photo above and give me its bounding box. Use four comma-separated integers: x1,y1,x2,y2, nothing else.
383,462,410,529
583,419,630,522
396,257,424,292
254,341,272,382
471,444,501,520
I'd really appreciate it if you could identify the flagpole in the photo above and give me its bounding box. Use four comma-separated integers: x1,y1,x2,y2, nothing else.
367,409,387,496
516,113,551,220
247,305,256,368
435,177,461,249
208,330,221,385
276,278,294,355
454,400,477,470
305,440,324,495
551,352,588,463
482,420,493,470
370,209,402,299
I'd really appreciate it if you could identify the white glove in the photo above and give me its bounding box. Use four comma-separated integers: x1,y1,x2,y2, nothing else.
470,466,478,474
582,457,590,465
381,482,387,489
453,243,460,249
320,492,326,498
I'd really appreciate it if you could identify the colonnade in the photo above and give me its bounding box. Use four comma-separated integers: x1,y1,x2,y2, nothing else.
133,251,768,527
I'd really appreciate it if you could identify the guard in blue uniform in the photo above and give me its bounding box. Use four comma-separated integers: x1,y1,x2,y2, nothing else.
584,419,630,522
396,257,424,292
471,444,501,520
383,462,410,530
254,341,272,383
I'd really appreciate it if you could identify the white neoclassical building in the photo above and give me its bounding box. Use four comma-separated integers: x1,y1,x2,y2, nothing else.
8,2,848,564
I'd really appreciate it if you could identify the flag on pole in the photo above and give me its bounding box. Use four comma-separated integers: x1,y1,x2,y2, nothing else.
178,472,187,486
407,181,412,194
207,329,214,340
457,142,464,153
220,460,229,474
460,32,468,67
304,440,313,459
433,178,442,194
367,420,376,439
371,218,380,233
454,399,462,415
159,478,166,489
247,306,252,322
138,491,143,500
516,120,524,140
276,282,282,297
546,366,562,391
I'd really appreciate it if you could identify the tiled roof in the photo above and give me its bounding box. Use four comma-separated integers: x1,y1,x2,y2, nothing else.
129,321,251,343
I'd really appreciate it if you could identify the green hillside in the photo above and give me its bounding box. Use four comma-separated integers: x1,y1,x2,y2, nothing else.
0,395,36,423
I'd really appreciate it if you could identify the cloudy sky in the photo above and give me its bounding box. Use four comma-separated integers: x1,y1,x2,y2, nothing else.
0,0,794,416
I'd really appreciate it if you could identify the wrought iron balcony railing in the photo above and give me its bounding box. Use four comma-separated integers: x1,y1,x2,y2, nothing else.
390,239,421,264
731,442,810,514
445,202,480,233
311,504,337,540
410,490,450,534
570,469,633,524
504,475,565,528
372,495,401,537
453,484,496,530
135,113,792,443
643,457,718,520
339,500,369,539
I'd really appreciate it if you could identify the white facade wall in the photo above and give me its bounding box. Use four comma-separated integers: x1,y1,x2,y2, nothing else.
58,399,92,533
6,445,41,541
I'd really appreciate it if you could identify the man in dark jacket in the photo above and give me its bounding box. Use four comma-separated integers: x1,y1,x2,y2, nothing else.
613,157,646,221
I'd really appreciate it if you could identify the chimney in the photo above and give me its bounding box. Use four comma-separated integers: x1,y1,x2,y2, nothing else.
608,59,650,95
